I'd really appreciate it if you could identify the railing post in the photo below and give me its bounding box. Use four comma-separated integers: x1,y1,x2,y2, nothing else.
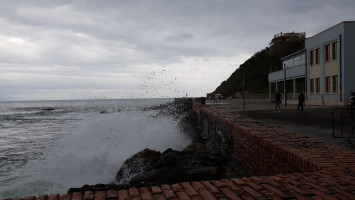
322,94,325,106
341,109,343,137
230,98,232,110
332,110,335,138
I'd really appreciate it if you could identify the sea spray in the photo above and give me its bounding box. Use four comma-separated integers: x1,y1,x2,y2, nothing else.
0,100,191,198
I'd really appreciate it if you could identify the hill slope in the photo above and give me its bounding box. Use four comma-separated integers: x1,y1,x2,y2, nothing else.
211,37,305,97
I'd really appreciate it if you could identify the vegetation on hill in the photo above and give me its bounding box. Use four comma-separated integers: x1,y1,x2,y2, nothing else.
211,36,305,97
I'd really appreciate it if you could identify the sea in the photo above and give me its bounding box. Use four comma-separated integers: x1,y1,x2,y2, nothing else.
0,99,191,198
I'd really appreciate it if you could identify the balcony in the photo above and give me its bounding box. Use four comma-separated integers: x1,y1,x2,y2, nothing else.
268,65,305,82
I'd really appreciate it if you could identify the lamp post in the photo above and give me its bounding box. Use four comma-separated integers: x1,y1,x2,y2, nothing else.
243,70,245,109
284,65,288,107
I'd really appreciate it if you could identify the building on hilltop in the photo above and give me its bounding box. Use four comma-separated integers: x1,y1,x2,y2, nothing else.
270,32,306,45
268,21,355,104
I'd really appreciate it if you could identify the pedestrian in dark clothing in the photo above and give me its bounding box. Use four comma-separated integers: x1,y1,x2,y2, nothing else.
297,91,305,112
274,91,281,112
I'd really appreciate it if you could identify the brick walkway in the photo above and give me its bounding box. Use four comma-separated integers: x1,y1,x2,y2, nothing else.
9,172,355,200
3,104,355,200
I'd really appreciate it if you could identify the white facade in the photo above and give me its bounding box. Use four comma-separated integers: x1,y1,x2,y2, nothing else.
283,52,305,69
268,21,355,104
268,50,306,101
306,21,355,103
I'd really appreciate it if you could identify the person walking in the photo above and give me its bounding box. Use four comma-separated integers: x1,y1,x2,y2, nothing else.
274,91,281,112
297,91,305,112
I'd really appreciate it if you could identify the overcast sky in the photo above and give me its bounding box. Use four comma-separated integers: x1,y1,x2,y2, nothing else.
0,0,354,101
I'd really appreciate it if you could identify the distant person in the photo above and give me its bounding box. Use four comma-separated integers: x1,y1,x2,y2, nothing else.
297,91,305,112
274,91,281,112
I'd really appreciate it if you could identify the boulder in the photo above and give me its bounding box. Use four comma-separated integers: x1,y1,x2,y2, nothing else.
68,143,248,193
115,148,161,185
114,143,244,187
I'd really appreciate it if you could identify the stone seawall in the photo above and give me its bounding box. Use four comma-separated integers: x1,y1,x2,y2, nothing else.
193,103,355,175
195,104,298,176
3,103,355,200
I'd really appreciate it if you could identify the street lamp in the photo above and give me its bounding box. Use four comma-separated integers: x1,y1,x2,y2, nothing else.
284,64,288,107
243,70,245,109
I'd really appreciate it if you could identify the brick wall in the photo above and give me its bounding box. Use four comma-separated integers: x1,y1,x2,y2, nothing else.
193,103,355,176
195,104,298,176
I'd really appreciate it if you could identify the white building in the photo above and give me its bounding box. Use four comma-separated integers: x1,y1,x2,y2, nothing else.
268,21,355,104
268,49,306,101
306,21,355,103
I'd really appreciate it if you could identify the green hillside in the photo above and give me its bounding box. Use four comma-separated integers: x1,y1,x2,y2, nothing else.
211,36,305,97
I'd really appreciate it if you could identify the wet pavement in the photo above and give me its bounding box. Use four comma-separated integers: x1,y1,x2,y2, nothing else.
206,99,354,147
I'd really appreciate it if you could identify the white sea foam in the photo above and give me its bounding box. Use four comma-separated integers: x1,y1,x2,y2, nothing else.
0,108,191,198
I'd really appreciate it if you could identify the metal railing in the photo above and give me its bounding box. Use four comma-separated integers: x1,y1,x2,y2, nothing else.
282,93,299,101
206,98,271,110
307,92,344,106
331,106,355,138
211,98,234,109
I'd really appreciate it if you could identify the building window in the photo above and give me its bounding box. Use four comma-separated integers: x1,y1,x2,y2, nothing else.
316,78,320,93
310,48,319,66
310,50,314,66
332,75,338,92
325,76,330,93
300,54,305,65
315,48,320,65
325,44,331,62
332,41,338,60
310,79,314,93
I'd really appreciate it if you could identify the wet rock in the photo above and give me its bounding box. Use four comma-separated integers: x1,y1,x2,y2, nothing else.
114,143,245,187
154,148,179,167
186,166,218,180
67,184,119,194
183,143,208,153
68,143,248,193
115,148,161,185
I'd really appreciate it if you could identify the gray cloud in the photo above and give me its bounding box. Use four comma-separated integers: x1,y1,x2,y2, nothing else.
1,0,355,100
164,33,194,42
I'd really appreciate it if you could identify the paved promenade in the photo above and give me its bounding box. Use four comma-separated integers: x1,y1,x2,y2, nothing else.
207,99,353,146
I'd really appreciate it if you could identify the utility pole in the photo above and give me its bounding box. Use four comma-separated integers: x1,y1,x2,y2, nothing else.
243,70,245,109
284,66,287,107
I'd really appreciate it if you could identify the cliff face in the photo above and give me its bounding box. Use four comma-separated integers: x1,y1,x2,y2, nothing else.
211,36,305,97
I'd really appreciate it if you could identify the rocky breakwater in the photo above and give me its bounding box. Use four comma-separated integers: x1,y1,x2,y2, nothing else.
68,143,247,193
115,143,246,187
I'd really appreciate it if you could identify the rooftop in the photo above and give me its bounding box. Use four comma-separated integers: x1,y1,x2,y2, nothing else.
306,21,355,39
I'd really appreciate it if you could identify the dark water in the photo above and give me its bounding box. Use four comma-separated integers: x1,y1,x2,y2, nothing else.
0,99,191,198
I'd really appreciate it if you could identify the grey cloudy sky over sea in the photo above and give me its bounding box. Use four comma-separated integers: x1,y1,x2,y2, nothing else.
1,0,354,101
